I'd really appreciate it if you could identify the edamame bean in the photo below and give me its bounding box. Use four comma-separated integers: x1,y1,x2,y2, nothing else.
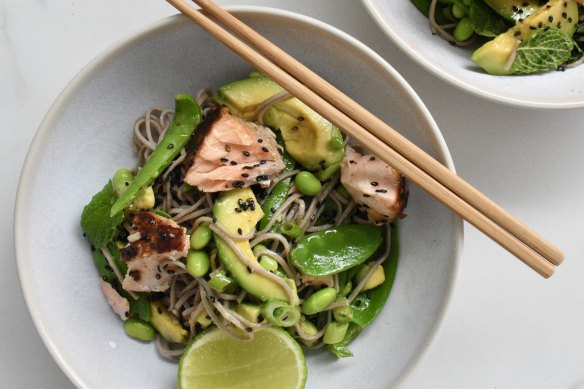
451,3,466,19
302,287,337,315
453,17,474,42
259,256,279,272
295,171,322,196
190,222,212,250
279,221,304,239
187,250,210,277
330,134,344,150
124,318,156,341
253,244,279,271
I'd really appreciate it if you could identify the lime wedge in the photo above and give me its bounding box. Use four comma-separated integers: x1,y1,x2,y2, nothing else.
178,327,307,389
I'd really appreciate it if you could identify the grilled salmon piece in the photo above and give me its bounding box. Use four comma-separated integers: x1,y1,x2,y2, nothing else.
184,107,285,192
340,145,408,225
100,280,130,320
120,211,189,292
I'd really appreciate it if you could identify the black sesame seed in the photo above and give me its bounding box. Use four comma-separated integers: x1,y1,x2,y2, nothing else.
371,181,379,186
233,181,244,188
518,8,523,14
245,327,252,333
271,207,276,213
235,208,242,213
557,21,562,28
250,204,256,211
549,15,553,22
568,17,573,23
278,149,283,155
230,161,237,166
220,157,229,163
243,151,251,157
349,160,355,164
297,116,305,121
258,138,264,143
530,25,536,30
562,12,567,19
370,156,376,161
538,21,543,28
514,30,521,36
522,1,528,6
225,145,231,152
238,199,244,206
376,189,388,193
213,217,217,223
292,126,298,131
157,307,163,314
237,228,242,235
512,5,519,11
260,147,268,153
209,296,216,303
260,160,267,165
256,175,268,182
241,173,249,178
363,194,371,198
167,143,174,149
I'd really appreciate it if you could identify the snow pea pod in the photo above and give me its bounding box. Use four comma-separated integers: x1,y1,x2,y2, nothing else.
351,222,400,327
258,134,296,230
290,224,383,277
111,94,202,216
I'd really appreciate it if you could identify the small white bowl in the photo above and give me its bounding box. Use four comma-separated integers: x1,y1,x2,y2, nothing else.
15,7,462,388
362,0,584,109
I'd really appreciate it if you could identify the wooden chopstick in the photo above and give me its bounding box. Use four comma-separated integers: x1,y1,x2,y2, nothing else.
165,0,558,278
191,0,564,267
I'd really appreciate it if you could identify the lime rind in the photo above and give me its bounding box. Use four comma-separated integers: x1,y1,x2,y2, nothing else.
178,327,307,389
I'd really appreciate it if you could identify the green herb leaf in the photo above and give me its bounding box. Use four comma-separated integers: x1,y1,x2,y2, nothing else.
512,29,574,74
80,181,124,248
469,0,507,37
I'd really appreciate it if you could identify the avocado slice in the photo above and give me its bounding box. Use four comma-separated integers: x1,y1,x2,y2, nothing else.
484,0,541,22
215,75,344,176
150,301,188,344
472,0,579,75
213,188,299,305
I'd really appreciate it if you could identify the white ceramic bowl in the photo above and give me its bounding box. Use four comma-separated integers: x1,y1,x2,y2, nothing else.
362,0,584,109
15,7,462,389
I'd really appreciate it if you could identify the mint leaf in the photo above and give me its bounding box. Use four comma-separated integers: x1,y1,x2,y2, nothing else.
80,181,124,248
512,29,574,74
469,0,507,37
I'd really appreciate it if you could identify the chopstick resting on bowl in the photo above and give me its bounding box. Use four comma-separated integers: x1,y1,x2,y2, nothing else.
165,0,564,278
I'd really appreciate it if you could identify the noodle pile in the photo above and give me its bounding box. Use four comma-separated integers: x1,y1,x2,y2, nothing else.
110,89,393,358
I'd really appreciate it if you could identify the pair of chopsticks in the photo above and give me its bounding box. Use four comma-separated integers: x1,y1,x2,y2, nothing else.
166,0,564,278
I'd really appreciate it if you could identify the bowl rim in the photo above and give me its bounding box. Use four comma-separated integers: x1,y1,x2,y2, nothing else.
14,6,463,388
361,0,584,110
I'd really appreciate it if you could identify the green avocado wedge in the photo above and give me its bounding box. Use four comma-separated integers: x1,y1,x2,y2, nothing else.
213,188,298,305
472,0,578,75
484,0,541,22
215,74,344,176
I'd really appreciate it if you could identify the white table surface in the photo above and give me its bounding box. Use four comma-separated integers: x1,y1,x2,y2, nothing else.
3,0,584,388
